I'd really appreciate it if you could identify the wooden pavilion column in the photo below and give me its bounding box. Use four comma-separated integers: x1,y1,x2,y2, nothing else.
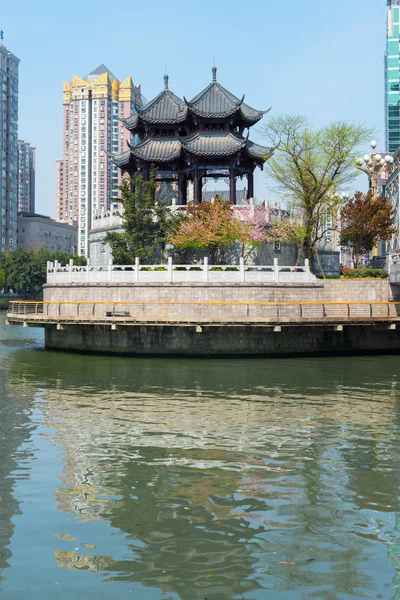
194,162,201,204
178,173,185,205
247,171,254,200
229,164,237,204
127,169,136,193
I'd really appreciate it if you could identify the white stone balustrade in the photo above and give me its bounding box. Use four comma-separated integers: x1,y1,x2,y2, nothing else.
47,258,317,285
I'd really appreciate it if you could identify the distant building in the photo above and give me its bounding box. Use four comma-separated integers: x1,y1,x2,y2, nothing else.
385,148,400,255
17,140,35,212
385,0,400,152
0,44,20,253
17,212,77,254
89,212,124,267
55,159,65,222
59,64,143,256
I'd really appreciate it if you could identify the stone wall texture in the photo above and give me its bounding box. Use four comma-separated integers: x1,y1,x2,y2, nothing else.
324,280,390,303
44,323,400,357
44,282,324,304
44,279,390,305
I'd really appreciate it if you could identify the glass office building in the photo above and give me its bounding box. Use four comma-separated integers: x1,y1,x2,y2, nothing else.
0,44,19,252
386,1,400,152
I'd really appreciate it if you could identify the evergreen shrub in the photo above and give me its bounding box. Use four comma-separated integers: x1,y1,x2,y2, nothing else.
342,268,388,279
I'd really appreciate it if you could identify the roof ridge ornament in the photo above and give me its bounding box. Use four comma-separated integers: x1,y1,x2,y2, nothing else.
164,74,169,90
212,66,217,82
236,94,245,107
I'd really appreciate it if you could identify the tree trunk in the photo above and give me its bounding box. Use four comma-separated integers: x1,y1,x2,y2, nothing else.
209,246,217,265
303,240,313,268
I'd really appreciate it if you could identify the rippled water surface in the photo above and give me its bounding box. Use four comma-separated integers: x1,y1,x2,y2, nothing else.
2,313,400,599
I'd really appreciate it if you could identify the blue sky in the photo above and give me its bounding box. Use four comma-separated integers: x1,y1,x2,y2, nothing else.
1,0,387,215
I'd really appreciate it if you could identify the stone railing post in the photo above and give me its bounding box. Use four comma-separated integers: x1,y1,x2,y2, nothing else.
304,259,311,282
240,257,245,283
135,257,140,283
108,258,113,283
168,256,173,282
204,257,209,282
69,259,73,283
51,262,56,284
46,261,51,284
86,258,91,282
274,258,279,283
388,252,393,275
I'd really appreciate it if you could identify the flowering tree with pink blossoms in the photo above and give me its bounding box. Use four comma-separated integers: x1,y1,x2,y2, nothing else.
231,204,268,259
170,199,306,263
169,199,239,263
264,218,305,246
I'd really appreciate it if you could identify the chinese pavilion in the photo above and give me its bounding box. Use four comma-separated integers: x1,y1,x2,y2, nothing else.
112,68,274,204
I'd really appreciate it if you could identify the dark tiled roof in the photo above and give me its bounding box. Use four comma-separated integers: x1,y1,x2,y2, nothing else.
112,138,182,167
182,132,246,157
86,64,117,83
240,103,270,124
133,77,188,125
139,90,188,124
246,140,274,160
186,83,241,119
186,67,266,123
121,113,140,131
113,135,274,167
130,138,182,162
112,149,132,168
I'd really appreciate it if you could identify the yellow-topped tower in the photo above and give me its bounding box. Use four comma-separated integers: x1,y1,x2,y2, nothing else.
57,64,143,256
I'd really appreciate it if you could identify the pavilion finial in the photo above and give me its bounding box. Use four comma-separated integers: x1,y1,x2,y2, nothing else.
212,66,217,82
164,74,169,90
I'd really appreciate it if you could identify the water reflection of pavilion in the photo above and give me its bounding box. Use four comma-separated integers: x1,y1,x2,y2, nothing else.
7,350,400,598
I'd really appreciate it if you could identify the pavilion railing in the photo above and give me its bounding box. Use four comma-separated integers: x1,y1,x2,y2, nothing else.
46,258,317,285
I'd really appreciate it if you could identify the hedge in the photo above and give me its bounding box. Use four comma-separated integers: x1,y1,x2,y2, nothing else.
342,268,388,279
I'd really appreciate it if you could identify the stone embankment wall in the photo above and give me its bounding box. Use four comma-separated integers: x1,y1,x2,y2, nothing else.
324,280,390,303
45,323,400,357
43,279,390,305
38,279,399,357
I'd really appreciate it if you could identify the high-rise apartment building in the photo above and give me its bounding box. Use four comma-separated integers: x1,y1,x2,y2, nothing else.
17,140,35,212
386,1,400,152
0,44,19,253
55,158,65,222
59,64,143,256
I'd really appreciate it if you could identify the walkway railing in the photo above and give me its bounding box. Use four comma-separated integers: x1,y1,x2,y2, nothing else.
7,301,400,324
46,258,317,285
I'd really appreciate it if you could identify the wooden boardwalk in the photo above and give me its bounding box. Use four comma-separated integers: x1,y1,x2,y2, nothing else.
6,301,400,328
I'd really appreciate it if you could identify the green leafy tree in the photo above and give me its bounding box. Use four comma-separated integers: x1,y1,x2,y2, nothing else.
105,170,178,264
261,115,372,263
0,249,86,297
0,265,5,290
340,191,396,267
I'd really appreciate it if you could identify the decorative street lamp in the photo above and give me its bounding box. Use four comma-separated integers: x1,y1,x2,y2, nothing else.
356,140,394,200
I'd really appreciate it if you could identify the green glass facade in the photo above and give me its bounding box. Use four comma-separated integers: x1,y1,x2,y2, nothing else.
386,1,400,152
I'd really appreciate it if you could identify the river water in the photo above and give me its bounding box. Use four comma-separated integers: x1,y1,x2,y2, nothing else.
1,313,400,599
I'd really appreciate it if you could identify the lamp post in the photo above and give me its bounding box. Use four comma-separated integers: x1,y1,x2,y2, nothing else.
356,140,394,200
